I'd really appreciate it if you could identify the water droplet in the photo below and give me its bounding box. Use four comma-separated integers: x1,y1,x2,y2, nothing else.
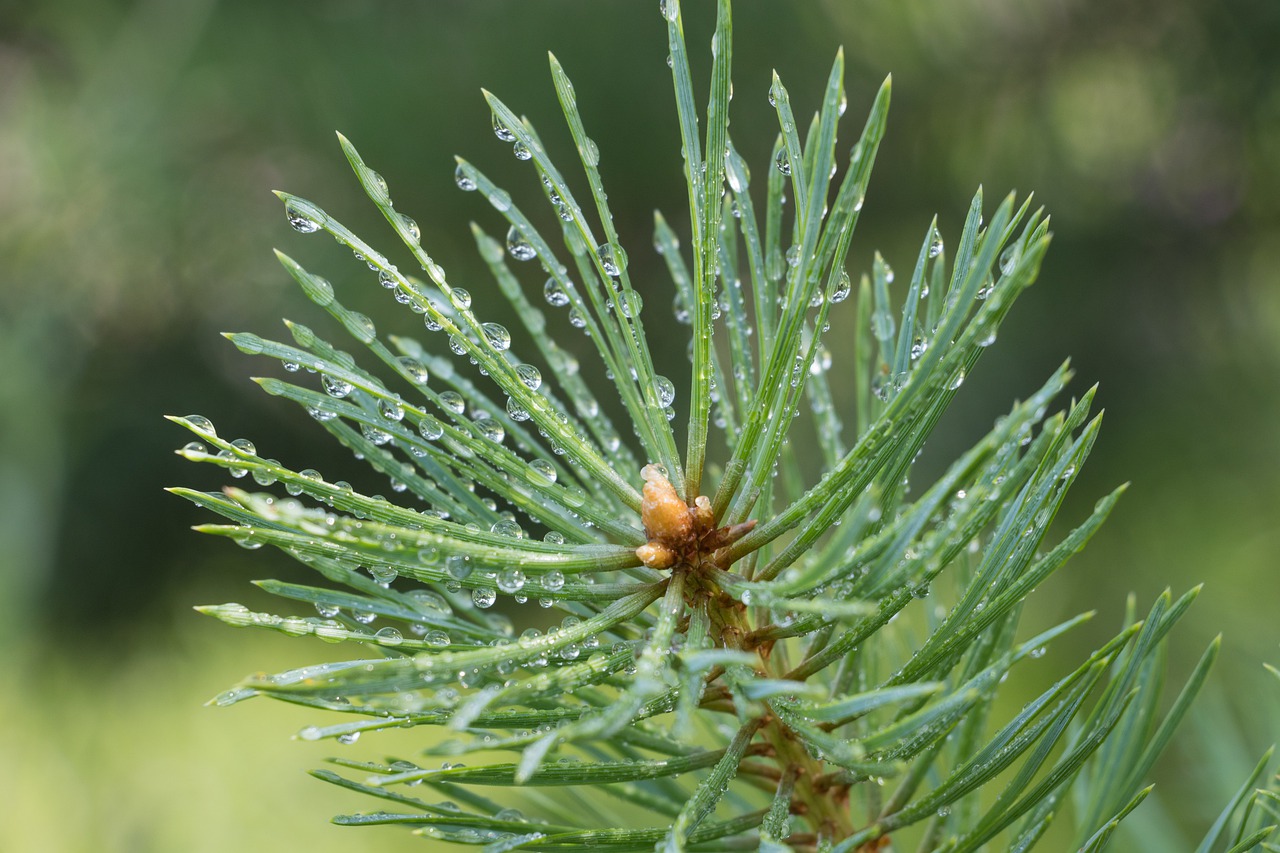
367,565,397,587
831,271,852,303
472,588,497,609
446,555,473,581
512,140,532,160
528,458,557,485
285,199,321,233
543,278,569,307
911,337,928,360
497,569,526,593
440,392,466,414
568,309,586,329
373,626,403,645
399,357,429,385
379,397,405,422
481,322,511,352
399,214,420,243
775,148,792,176
361,423,393,445
474,415,504,444
928,229,945,259
659,0,679,21
618,290,643,318
337,732,361,745
506,227,536,261
976,279,994,300
641,377,674,414
492,112,516,142
322,374,353,398
419,415,444,440
449,287,472,311
543,570,566,592
949,370,966,390
454,165,477,191
426,630,450,647
181,414,216,436
580,137,600,167
515,363,542,391
596,243,626,277
506,397,530,422
353,609,377,624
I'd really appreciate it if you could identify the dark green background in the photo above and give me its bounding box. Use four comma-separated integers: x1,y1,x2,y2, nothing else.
1,1,1276,849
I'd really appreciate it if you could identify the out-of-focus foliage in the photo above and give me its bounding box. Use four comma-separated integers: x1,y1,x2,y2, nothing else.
0,1,1275,850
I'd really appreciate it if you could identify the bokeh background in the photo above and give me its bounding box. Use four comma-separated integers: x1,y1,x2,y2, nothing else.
1,0,1276,850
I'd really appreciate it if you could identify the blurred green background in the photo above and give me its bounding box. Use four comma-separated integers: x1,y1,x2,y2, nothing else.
1,0,1276,849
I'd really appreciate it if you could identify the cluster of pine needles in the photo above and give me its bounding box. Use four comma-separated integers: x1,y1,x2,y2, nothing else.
172,1,1277,849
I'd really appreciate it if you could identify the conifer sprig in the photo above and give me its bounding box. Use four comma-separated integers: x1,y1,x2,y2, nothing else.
173,0,1276,849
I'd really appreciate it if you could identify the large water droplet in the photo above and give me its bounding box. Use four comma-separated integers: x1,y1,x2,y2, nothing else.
596,243,626,277
618,290,643,318
181,414,216,436
285,200,321,233
449,287,472,311
440,391,466,414
831,271,852,303
322,374,353,398
515,363,542,391
775,148,792,176
472,588,497,609
379,397,405,422
360,423,393,445
527,458,557,485
375,626,403,645
497,569,526,593
506,397,531,422
474,415,504,443
507,227,536,261
399,357,429,385
928,229,945,259
481,322,511,352
399,214,420,243
454,164,477,191
512,140,532,161
492,112,516,142
654,375,676,408
543,278,569,307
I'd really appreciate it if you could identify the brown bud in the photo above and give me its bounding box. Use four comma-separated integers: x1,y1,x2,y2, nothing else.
636,542,678,569
690,495,715,533
640,464,692,543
